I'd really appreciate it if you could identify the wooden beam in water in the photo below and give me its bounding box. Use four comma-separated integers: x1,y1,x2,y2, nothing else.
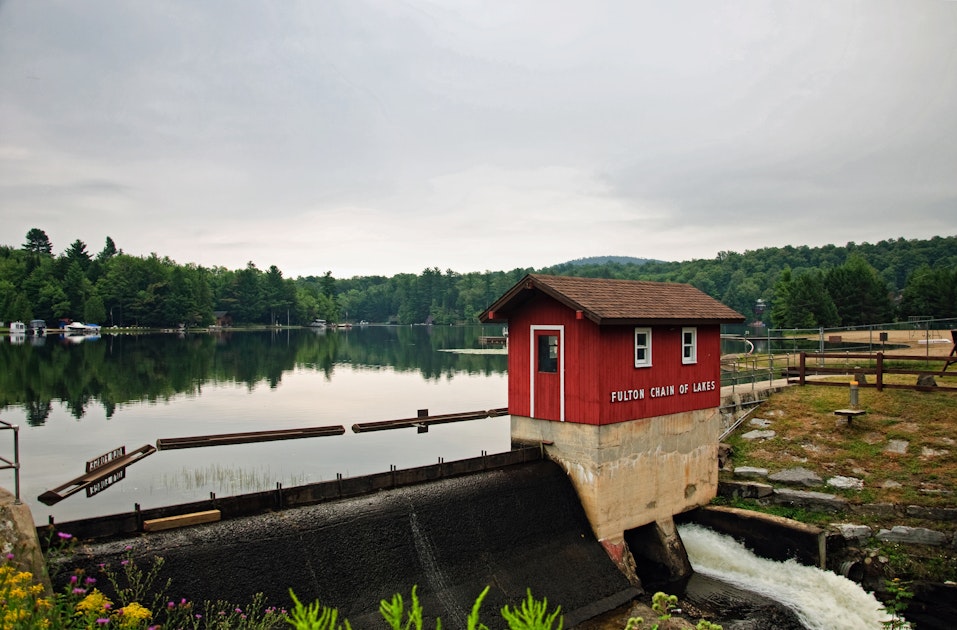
38,444,156,506
352,407,508,433
156,425,346,450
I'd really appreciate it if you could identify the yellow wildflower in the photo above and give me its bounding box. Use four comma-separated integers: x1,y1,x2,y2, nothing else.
117,601,152,628
76,588,113,615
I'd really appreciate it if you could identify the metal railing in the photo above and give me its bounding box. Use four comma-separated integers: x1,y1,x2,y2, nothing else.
0,419,21,504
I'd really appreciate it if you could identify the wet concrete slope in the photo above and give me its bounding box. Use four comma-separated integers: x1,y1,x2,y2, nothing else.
63,460,636,628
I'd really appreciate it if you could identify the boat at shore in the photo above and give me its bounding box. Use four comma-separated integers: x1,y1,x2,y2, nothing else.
307,318,327,329
64,322,102,333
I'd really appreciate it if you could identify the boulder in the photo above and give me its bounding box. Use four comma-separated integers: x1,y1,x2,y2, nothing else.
769,466,822,487
827,476,864,491
876,526,948,546
718,480,774,500
835,523,873,544
734,466,769,479
772,488,848,512
741,429,776,440
884,440,909,455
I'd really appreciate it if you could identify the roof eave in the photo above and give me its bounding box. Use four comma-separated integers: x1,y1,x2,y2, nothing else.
596,316,746,326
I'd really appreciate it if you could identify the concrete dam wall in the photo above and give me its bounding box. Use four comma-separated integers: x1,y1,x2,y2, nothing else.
59,460,637,629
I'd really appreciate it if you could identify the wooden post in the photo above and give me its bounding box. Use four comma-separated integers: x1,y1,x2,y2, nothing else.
799,352,806,385
876,352,884,392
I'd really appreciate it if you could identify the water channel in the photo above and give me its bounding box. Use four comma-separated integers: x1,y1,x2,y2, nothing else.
0,325,510,523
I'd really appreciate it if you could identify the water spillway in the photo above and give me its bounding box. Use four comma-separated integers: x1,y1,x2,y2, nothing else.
57,460,637,629
679,524,892,630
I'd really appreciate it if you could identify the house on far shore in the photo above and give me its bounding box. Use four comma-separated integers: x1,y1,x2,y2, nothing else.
212,311,233,328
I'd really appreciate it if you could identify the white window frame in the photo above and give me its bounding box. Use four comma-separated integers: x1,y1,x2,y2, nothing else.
634,327,652,368
682,327,697,364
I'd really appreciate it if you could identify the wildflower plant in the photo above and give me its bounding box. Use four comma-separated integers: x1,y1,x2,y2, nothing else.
100,546,171,613
2,540,285,630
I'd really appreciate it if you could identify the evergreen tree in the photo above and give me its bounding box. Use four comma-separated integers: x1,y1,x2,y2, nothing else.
825,254,894,326
64,239,92,270
97,236,118,261
771,268,840,328
898,265,956,319
22,228,53,256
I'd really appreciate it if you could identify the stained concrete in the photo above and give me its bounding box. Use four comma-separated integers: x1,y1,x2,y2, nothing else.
55,461,637,629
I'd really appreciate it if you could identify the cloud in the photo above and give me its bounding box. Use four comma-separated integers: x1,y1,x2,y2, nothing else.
1,1,955,277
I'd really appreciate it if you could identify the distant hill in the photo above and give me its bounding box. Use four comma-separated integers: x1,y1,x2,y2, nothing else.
555,255,661,267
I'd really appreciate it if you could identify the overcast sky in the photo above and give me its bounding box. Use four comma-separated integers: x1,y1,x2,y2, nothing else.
1,1,955,278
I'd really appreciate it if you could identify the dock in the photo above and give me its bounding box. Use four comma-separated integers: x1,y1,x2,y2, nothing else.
38,444,156,505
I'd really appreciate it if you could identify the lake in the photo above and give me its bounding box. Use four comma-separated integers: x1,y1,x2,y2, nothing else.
0,325,511,523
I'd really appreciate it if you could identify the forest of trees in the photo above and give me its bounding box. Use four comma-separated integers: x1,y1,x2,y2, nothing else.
2,228,956,330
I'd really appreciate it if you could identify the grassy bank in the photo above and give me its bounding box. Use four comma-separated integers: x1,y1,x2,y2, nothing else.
720,379,957,582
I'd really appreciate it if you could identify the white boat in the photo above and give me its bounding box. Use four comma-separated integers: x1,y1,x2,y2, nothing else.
9,321,26,334
307,318,327,329
65,322,102,333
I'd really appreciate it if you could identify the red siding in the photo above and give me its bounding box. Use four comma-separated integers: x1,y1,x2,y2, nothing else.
596,325,721,423
506,292,723,425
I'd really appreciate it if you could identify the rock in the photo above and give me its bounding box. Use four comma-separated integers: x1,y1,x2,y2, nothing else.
741,429,776,440
876,525,948,546
749,418,773,427
921,446,948,458
917,374,937,388
718,480,774,499
769,466,822,487
835,523,873,544
718,443,734,469
881,480,903,489
854,371,868,385
884,440,909,455
905,505,957,521
734,466,769,479
772,488,848,512
852,503,899,518
827,476,864,490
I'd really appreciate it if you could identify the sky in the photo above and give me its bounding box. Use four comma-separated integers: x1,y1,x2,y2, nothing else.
1,1,955,279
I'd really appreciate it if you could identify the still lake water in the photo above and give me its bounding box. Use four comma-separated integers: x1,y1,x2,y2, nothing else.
0,325,510,523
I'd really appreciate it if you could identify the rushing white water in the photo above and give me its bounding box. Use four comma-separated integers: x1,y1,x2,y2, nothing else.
679,523,896,630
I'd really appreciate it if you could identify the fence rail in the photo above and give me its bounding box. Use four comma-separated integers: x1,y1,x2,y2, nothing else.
794,351,957,392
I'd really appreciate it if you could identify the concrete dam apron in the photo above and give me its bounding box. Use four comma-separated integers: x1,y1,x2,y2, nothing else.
58,460,638,629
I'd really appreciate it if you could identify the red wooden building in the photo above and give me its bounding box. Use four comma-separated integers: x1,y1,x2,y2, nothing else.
480,274,744,425
481,274,745,582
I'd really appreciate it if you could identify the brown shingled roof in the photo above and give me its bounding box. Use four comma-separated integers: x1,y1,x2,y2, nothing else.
480,274,744,325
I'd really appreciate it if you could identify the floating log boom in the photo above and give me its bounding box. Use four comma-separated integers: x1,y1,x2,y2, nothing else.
351,407,508,433
156,425,346,450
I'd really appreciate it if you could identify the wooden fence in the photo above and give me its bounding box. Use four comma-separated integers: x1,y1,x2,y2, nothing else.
794,352,957,392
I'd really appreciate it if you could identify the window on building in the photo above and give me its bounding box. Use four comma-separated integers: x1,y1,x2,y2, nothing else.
682,327,697,364
634,327,652,368
538,334,558,373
